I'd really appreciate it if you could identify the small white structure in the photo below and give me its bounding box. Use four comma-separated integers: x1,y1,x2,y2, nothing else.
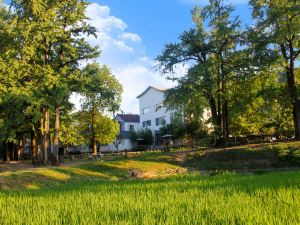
137,86,176,145
101,114,140,152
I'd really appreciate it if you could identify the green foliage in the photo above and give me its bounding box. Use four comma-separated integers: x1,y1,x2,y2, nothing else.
79,63,122,114
157,0,298,143
129,130,138,143
249,0,300,138
0,0,101,162
136,129,153,145
157,0,245,145
59,112,84,149
160,112,185,139
77,110,119,145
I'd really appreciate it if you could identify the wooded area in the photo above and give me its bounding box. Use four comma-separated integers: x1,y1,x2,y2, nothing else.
0,0,122,164
0,0,299,164
157,0,299,146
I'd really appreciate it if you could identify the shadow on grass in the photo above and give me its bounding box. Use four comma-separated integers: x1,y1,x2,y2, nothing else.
2,141,300,192
183,142,300,171
3,170,300,199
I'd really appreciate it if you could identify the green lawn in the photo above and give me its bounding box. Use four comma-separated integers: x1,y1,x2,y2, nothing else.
1,142,300,224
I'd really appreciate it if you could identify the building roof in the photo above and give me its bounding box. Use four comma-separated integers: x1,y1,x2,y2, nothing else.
136,86,167,99
116,114,140,123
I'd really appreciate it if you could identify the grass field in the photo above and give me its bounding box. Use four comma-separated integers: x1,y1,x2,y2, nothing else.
1,142,300,224
1,172,300,224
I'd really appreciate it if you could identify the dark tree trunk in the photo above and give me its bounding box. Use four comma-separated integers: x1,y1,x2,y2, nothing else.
217,79,222,129
8,142,14,161
53,107,60,165
222,100,229,145
39,118,44,163
40,109,50,165
221,61,229,146
31,130,38,164
43,109,50,165
91,107,97,156
280,42,300,140
3,142,7,162
286,55,300,140
208,95,219,127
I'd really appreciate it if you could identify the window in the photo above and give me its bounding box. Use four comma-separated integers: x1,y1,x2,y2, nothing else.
155,117,166,126
142,120,151,127
155,103,163,111
129,125,135,131
142,107,150,114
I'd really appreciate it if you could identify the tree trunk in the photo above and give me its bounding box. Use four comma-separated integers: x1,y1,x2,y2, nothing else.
221,62,229,146
208,95,219,128
92,136,97,156
64,145,68,157
91,107,97,156
286,54,300,140
16,134,24,161
8,142,14,161
39,118,44,163
53,107,60,165
222,100,229,145
43,109,50,164
3,142,7,162
216,72,222,144
31,130,38,165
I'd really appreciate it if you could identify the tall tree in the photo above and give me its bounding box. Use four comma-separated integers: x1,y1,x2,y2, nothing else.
77,110,120,155
197,0,242,144
5,0,99,164
157,0,243,145
79,63,122,155
249,0,300,139
60,112,84,156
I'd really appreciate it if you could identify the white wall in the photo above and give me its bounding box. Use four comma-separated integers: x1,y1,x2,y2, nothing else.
138,88,175,134
100,139,133,152
123,122,140,132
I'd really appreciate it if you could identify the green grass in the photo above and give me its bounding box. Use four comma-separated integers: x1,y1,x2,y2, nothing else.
2,142,300,224
1,172,300,224
185,141,300,171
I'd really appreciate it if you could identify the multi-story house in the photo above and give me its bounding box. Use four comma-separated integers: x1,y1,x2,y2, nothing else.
101,114,140,152
137,86,176,145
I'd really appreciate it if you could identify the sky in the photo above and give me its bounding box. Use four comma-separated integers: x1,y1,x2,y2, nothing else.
4,0,252,114
81,0,252,114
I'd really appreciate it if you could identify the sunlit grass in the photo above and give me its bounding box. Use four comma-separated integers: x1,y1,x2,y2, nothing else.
0,172,300,224
0,154,184,191
1,142,300,224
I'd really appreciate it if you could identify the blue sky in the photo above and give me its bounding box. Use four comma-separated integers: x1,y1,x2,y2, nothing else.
89,0,252,58
4,0,252,113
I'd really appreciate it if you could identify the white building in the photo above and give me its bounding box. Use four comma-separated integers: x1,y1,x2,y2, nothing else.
101,114,140,152
137,86,176,145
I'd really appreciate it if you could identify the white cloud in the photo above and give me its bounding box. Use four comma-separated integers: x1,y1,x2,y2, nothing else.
119,33,142,42
86,4,127,31
75,3,181,114
113,40,134,52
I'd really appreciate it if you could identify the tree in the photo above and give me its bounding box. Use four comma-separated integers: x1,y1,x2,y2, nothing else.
157,0,244,145
249,0,300,139
59,112,84,156
0,0,99,164
79,63,122,155
77,110,120,155
113,133,125,153
136,129,153,145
